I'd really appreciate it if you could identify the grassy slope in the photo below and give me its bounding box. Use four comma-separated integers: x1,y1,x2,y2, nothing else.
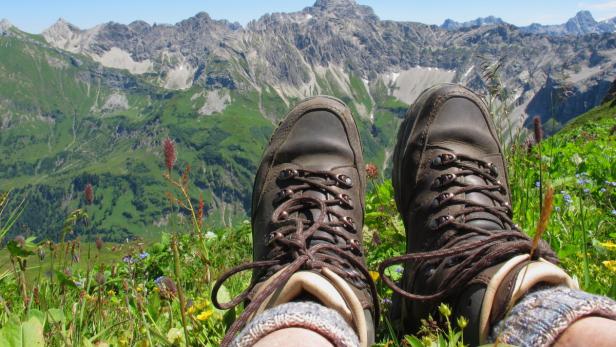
0,33,407,241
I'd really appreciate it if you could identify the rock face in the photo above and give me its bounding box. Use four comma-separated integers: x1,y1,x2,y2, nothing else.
441,16,506,30
521,11,616,35
603,78,616,104
37,1,615,125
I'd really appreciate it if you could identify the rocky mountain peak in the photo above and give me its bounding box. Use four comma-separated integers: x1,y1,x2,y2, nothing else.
441,16,505,30
565,10,598,33
0,19,13,33
313,0,357,9
571,10,596,24
44,18,81,36
309,0,376,18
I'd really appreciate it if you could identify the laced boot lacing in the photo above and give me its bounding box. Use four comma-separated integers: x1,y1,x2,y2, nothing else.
213,168,379,346
379,151,557,301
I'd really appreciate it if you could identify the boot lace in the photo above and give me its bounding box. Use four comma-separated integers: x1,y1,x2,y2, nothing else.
379,151,557,302
212,168,379,346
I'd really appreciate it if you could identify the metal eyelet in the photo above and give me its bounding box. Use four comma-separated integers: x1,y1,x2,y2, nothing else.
432,173,457,188
274,189,294,203
337,193,353,208
503,201,512,214
348,238,360,250
431,192,454,208
431,153,457,167
336,174,353,188
341,216,356,230
496,181,507,194
487,162,499,177
266,231,284,245
429,215,454,230
278,168,298,180
279,211,289,220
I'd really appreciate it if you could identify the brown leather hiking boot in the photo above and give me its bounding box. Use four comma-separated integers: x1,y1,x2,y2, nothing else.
379,84,576,345
213,96,378,347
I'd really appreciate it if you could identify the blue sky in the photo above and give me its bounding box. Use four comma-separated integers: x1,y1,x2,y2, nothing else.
3,0,616,33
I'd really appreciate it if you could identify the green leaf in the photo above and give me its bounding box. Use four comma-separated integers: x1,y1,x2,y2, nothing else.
0,316,45,347
54,270,77,289
215,284,231,307
27,309,45,327
404,335,424,347
47,308,65,324
6,241,34,258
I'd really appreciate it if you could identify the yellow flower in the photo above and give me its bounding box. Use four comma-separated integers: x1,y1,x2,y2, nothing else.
166,327,183,344
136,285,143,293
456,316,468,329
195,299,209,310
369,271,380,282
153,287,160,293
196,309,213,321
107,289,116,296
602,260,616,273
599,241,616,251
438,303,452,317
187,306,196,315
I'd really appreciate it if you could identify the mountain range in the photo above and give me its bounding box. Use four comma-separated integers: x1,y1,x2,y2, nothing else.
1,0,615,241
441,10,616,35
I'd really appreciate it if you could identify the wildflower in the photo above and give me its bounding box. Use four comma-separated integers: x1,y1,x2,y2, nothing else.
599,241,616,251
187,305,196,315
602,260,616,273
95,270,105,286
204,231,216,239
382,298,392,305
14,235,25,248
84,183,94,205
563,194,573,205
600,188,607,193
74,280,83,287
365,163,379,179
122,255,135,264
196,309,214,321
438,303,452,317
535,181,541,188
371,231,382,246
555,206,560,212
155,276,177,300
533,116,543,144
166,328,184,344
583,188,590,194
107,289,115,296
369,271,380,282
456,316,468,329
163,138,176,172
95,236,104,251
33,286,40,305
197,193,204,228
139,251,149,259
37,247,46,261
136,284,143,293
612,209,616,216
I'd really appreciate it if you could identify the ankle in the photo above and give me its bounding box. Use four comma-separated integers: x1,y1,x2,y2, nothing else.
253,328,334,347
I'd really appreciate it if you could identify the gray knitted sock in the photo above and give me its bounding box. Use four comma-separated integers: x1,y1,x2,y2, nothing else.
490,286,616,347
231,301,359,347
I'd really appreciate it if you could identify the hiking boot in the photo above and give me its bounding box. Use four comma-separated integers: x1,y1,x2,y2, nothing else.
379,84,576,345
213,96,378,347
